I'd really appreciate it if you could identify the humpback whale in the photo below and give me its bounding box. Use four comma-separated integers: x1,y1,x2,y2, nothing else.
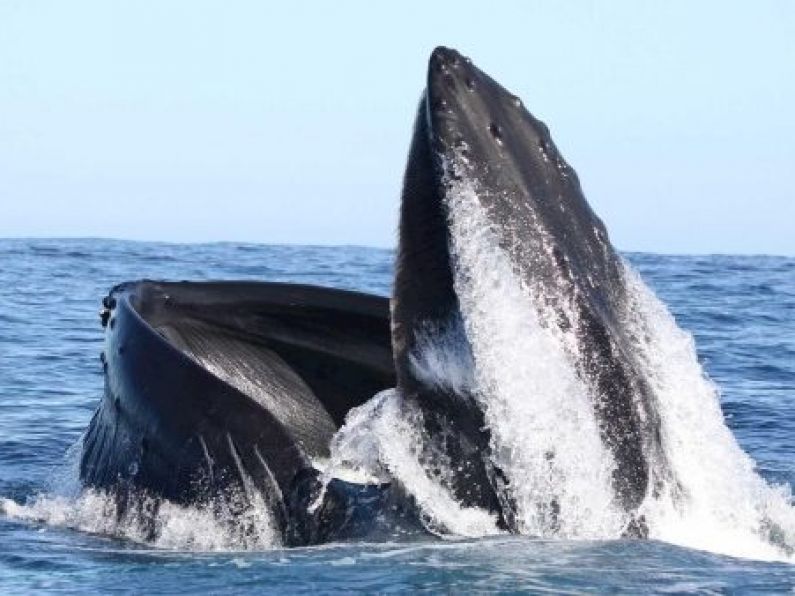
79,46,665,544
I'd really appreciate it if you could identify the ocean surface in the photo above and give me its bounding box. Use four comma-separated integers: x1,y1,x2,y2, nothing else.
0,237,793,593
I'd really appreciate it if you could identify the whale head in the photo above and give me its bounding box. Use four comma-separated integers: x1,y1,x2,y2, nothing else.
392,47,658,532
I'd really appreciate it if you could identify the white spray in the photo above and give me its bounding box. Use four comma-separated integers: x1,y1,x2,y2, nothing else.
0,436,281,551
622,266,795,561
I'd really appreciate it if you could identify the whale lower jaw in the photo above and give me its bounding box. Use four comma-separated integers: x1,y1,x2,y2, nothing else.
81,280,403,545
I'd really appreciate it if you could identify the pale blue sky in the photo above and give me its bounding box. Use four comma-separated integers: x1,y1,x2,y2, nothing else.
1,1,793,255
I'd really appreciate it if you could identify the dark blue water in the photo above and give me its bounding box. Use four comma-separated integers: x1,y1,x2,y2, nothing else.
0,238,793,593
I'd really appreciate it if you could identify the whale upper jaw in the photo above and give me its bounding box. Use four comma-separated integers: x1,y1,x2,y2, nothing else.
422,46,621,299
392,46,663,533
425,46,532,157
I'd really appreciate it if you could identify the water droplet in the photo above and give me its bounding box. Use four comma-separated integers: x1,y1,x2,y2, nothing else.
538,139,549,152
489,123,504,145
431,97,448,112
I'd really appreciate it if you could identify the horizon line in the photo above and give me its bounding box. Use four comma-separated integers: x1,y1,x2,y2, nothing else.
0,234,793,260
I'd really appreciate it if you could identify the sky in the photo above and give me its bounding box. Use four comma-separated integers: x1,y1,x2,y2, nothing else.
0,1,793,255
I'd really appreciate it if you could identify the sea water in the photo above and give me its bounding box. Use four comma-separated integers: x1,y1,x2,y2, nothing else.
0,238,793,593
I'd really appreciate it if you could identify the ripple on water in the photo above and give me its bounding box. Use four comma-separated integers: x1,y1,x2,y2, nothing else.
0,240,793,590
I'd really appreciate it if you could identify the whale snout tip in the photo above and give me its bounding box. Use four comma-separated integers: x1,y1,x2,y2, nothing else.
426,46,470,118
430,46,461,67
428,46,470,80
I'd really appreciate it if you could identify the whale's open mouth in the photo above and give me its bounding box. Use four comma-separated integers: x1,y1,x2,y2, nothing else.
62,47,795,560
81,280,400,544
115,280,393,430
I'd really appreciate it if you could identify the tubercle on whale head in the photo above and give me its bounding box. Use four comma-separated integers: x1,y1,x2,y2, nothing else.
422,45,592,227
422,46,616,289
424,46,546,166
425,46,475,159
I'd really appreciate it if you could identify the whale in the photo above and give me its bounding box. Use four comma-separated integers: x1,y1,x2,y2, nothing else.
78,46,665,544
392,46,664,535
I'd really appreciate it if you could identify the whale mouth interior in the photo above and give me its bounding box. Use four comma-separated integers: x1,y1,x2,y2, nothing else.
128,281,396,453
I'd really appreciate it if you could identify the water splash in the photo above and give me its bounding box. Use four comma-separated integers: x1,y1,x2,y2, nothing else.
1,436,280,551
324,389,501,538
1,488,279,551
440,156,625,538
352,152,795,561
4,190,793,561
622,265,795,561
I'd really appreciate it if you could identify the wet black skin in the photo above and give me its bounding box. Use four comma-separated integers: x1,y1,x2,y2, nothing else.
393,47,663,533
81,280,404,545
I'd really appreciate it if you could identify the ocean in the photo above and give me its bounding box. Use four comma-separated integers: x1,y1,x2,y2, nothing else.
0,238,793,593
